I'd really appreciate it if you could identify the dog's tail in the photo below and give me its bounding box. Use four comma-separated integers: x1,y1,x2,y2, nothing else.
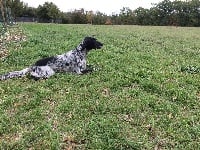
0,68,30,80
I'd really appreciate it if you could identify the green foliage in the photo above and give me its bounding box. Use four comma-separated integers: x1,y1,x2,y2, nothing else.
7,0,24,18
37,2,60,23
0,24,200,149
5,0,200,26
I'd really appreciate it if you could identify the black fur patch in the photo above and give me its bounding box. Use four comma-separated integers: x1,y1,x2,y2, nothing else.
34,56,56,66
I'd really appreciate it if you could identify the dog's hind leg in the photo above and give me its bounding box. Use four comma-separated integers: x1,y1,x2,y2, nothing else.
0,68,30,80
30,66,55,79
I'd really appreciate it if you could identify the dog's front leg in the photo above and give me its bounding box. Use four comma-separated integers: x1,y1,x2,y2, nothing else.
80,65,94,74
81,69,93,74
73,67,84,75
74,66,92,74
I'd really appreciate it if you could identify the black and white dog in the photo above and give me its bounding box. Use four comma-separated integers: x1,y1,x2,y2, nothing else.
0,37,103,80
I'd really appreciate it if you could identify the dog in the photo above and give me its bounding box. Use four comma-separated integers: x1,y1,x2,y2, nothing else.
0,36,103,80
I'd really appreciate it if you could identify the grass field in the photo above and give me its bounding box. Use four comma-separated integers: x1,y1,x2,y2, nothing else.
0,23,200,149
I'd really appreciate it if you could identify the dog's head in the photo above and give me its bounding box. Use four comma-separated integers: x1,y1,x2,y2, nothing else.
82,37,103,51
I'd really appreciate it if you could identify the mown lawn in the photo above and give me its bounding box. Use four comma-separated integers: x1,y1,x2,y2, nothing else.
0,23,200,149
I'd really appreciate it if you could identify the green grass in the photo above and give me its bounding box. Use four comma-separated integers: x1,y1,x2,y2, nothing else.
0,23,200,149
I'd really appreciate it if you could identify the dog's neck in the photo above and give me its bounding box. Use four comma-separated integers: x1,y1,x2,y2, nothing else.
76,43,87,53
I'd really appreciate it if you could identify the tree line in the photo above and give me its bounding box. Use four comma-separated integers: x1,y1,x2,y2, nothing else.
1,0,200,26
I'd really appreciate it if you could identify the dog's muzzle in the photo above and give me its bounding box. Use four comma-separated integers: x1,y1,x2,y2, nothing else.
96,42,103,49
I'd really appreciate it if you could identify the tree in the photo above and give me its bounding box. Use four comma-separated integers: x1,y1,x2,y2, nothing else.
119,7,135,24
134,7,150,25
105,17,112,25
0,0,15,27
37,2,60,23
8,0,24,18
93,11,107,25
2,0,199,26
149,7,161,25
69,9,87,24
23,4,37,18
0,0,7,26
60,12,70,24
154,0,174,25
188,0,200,26
86,10,94,24
111,13,121,25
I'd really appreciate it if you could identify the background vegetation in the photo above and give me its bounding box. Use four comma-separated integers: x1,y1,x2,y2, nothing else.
0,0,200,26
0,23,200,149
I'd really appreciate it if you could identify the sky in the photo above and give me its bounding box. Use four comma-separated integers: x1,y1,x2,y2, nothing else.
22,0,163,15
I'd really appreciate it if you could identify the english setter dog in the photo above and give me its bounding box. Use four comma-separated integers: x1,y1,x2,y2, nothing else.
0,37,103,80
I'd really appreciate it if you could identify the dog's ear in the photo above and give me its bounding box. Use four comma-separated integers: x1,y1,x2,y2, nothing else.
81,36,103,51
